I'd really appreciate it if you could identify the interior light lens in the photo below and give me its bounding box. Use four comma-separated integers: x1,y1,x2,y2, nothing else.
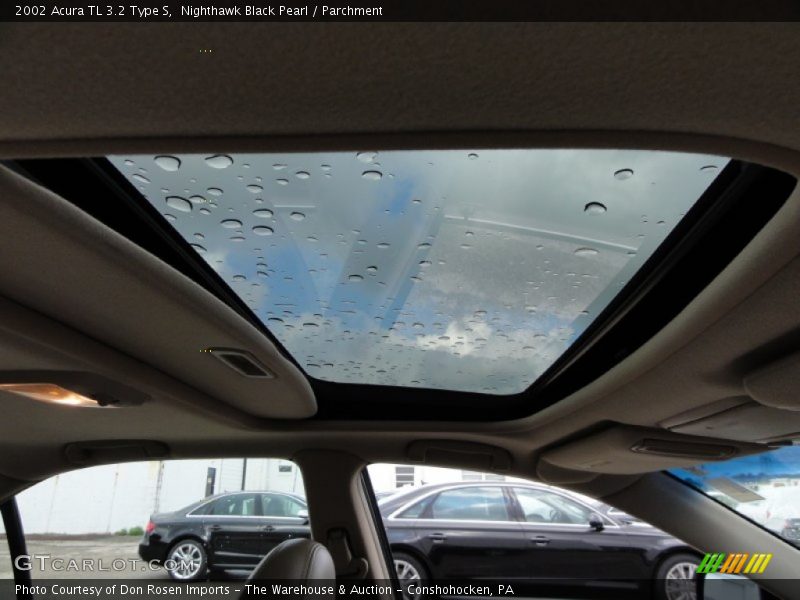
0,383,101,407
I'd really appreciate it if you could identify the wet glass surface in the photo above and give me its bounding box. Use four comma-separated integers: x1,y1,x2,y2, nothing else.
109,149,726,394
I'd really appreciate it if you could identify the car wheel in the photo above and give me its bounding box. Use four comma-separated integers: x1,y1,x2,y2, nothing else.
166,539,208,581
655,553,699,600
393,552,427,600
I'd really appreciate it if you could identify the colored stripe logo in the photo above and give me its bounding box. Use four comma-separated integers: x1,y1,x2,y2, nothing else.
697,552,772,574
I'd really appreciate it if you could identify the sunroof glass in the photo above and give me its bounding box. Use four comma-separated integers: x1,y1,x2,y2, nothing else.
109,150,727,395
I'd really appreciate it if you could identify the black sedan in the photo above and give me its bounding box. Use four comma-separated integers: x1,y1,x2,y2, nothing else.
139,483,699,600
138,491,310,580
378,483,701,600
781,518,800,544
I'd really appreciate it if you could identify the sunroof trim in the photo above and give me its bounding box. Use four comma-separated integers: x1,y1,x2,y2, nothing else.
9,154,793,420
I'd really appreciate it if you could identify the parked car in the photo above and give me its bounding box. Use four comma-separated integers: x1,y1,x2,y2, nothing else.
781,518,800,543
374,490,400,501
138,491,310,580
140,483,699,600
378,482,701,600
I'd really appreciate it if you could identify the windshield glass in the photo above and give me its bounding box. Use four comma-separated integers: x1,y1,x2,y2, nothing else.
671,444,800,546
109,149,727,394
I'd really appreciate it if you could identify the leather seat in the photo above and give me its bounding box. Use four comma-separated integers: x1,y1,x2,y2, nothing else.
241,538,336,599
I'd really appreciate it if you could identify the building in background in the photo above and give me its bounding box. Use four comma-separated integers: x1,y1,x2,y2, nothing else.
10,458,303,535
367,463,511,492
8,460,514,535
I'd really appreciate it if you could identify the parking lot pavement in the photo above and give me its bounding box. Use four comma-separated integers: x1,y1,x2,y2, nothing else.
0,535,167,579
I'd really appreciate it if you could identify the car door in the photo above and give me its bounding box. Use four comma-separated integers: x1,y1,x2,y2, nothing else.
257,493,310,556
204,493,265,569
412,485,527,579
510,486,643,590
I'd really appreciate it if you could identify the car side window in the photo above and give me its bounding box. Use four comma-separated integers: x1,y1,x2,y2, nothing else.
396,496,432,519
261,493,306,517
189,500,215,516
429,486,510,521
513,487,593,524
210,494,257,516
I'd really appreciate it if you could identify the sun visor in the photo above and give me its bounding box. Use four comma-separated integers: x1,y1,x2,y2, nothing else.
0,165,316,419
539,425,766,475
745,352,800,411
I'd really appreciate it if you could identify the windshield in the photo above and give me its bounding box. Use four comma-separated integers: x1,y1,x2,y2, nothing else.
109,149,727,395
670,444,800,546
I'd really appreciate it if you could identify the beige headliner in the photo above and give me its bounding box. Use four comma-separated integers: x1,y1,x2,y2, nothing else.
2,23,800,497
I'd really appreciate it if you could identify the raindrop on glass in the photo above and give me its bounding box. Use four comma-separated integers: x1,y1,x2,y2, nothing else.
165,196,192,212
276,178,289,186
700,165,719,172
362,170,382,181
221,218,243,229
253,226,274,236
154,155,181,171
468,153,479,160
613,168,634,180
574,247,599,257
205,154,233,169
207,187,223,196
290,211,306,221
246,184,263,194
253,209,273,219
356,151,378,163
295,171,310,180
131,173,150,184
348,274,364,282
584,202,607,215
190,243,206,253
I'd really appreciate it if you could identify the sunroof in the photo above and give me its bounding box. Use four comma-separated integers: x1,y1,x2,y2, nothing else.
108,150,727,395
